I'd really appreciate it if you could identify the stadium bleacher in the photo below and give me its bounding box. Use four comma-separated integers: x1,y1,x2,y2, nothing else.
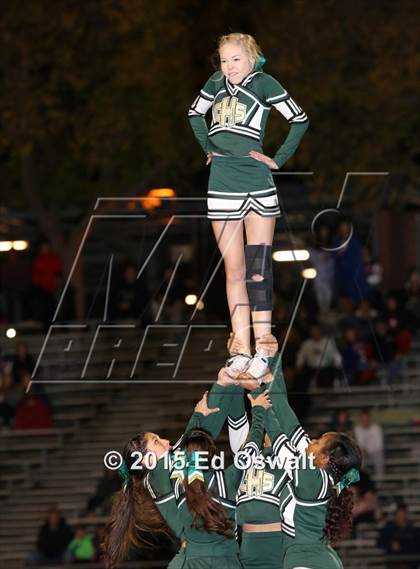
1,328,419,569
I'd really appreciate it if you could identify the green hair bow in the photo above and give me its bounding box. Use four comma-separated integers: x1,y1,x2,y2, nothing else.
255,54,266,71
118,461,130,492
170,450,205,484
334,467,360,496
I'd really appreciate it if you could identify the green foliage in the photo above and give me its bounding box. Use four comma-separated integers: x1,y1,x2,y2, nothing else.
259,0,419,197
0,0,197,206
0,0,418,209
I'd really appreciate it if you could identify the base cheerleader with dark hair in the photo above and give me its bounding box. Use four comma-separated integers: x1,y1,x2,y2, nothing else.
162,389,270,569
256,335,362,569
102,369,270,568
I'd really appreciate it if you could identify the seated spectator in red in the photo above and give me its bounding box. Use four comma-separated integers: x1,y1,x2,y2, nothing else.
351,470,379,526
28,507,73,565
31,239,62,329
15,393,53,430
377,503,420,568
67,525,95,563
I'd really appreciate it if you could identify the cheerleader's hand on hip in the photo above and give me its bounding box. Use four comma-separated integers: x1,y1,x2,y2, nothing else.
249,151,278,169
206,152,213,166
195,390,220,416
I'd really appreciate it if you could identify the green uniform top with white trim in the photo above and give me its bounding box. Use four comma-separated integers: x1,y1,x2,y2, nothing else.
263,359,336,547
232,355,343,568
235,355,309,527
145,381,253,540
149,405,265,557
267,353,311,455
170,405,265,555
188,71,309,168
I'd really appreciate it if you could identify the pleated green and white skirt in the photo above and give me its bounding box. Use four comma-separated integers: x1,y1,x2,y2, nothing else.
207,155,281,221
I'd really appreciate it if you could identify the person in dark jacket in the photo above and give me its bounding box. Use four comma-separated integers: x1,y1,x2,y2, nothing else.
28,507,73,565
377,503,420,569
85,468,122,515
11,342,35,384
110,261,151,323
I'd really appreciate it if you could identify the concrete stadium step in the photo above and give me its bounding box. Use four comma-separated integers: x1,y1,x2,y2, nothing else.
6,486,95,504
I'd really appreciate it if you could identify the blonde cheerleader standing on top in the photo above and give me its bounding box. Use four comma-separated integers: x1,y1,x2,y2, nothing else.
188,33,309,381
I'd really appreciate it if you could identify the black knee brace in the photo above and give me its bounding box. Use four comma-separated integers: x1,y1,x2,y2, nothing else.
245,244,273,311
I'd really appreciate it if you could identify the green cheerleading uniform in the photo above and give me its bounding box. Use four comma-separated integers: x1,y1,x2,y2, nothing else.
149,405,266,568
264,356,344,569
145,381,245,541
236,441,285,569
236,356,310,531
239,531,284,569
235,356,307,569
188,70,309,220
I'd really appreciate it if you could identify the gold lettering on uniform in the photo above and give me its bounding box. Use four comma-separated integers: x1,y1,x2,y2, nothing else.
215,96,247,128
239,468,275,497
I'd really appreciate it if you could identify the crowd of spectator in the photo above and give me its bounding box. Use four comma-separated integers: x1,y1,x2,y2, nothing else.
377,503,420,569
273,224,419,426
28,493,178,566
2,225,420,566
28,507,105,566
324,408,385,480
0,242,190,327
0,342,52,431
2,227,420,338
0,240,66,330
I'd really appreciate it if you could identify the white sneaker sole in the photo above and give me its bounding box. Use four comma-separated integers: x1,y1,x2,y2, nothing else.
225,353,252,378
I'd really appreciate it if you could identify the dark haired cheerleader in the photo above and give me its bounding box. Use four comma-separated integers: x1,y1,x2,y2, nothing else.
153,389,271,568
102,370,244,568
253,335,362,569
102,370,267,568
